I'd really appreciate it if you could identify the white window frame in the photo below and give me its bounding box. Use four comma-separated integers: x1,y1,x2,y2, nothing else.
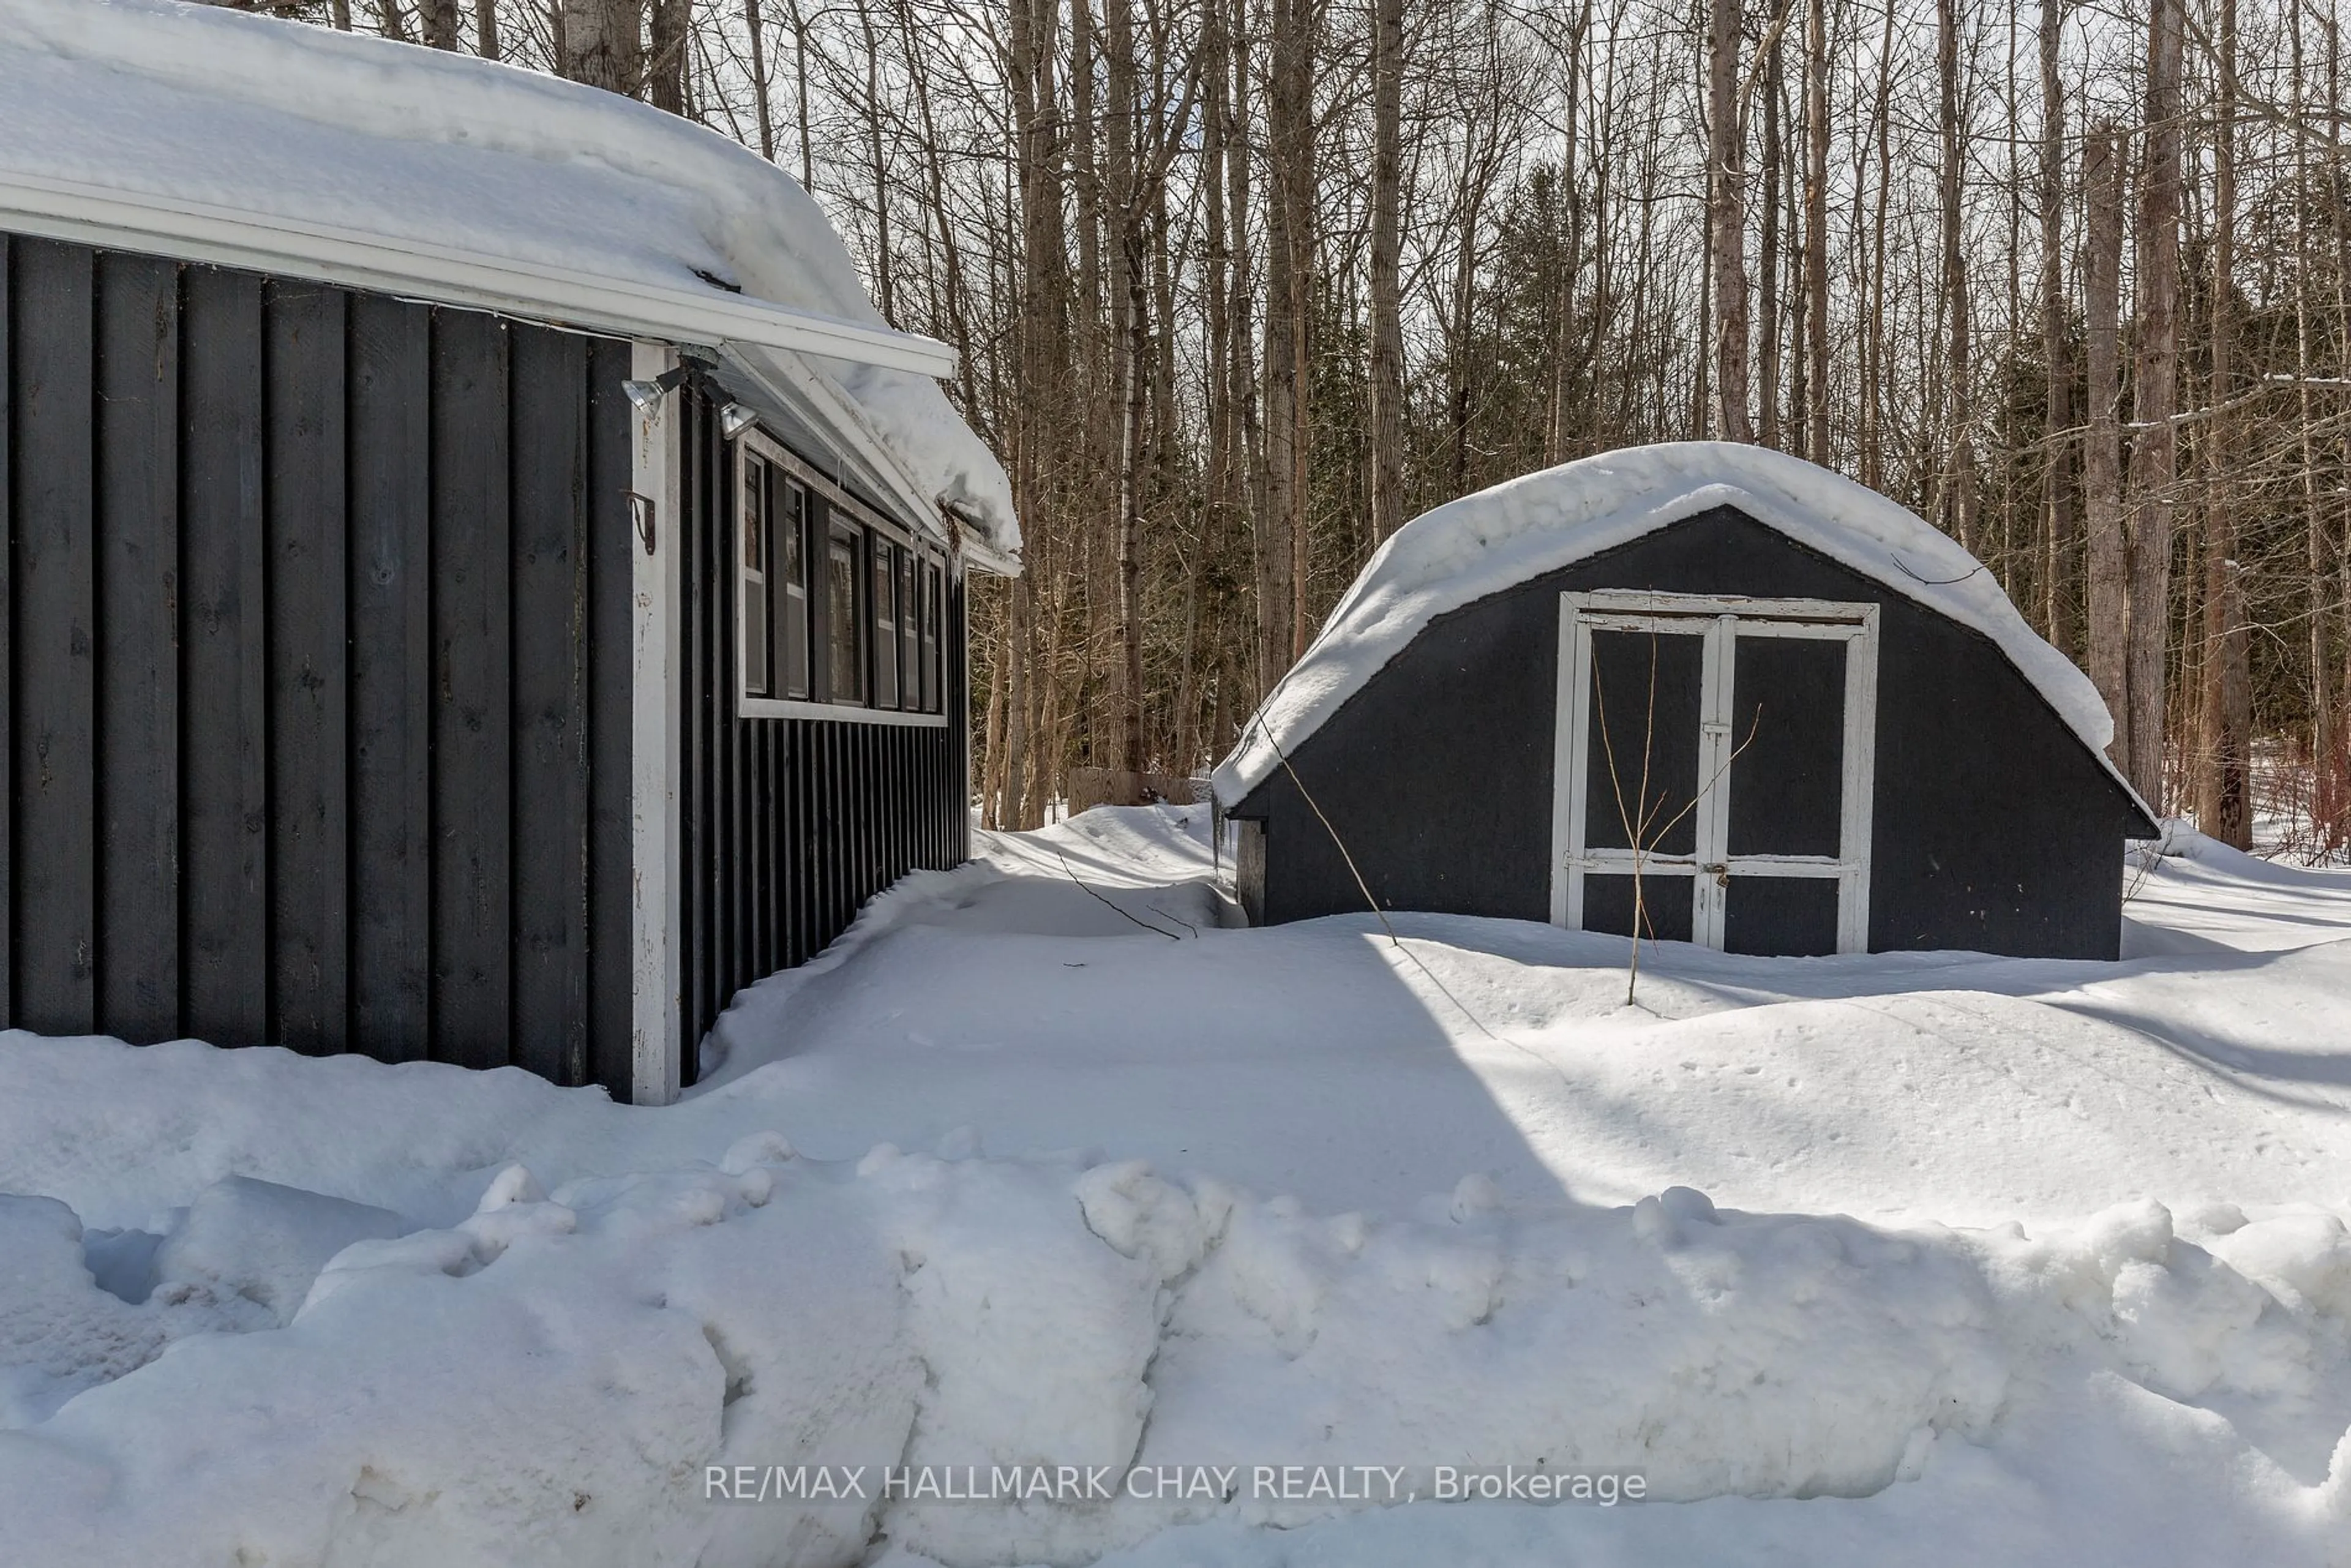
870,533,902,710
1549,589,1880,953
729,427,950,729
736,439,773,700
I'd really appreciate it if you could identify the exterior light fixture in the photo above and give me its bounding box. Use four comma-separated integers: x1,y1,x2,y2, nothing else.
719,402,759,440
622,364,691,412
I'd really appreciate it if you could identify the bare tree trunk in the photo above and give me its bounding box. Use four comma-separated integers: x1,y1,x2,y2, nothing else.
1938,0,1977,553
558,0,640,95
786,0,814,187
2126,0,2183,807
2197,0,2250,847
1862,0,1895,485
2038,0,2071,653
1552,0,1594,462
1202,0,1236,727
1707,0,1752,441
1758,32,1784,450
420,0,458,48
2083,123,2129,763
2333,14,2351,851
1802,0,1829,463
1367,0,1408,543
859,3,894,321
647,0,688,110
2300,0,2347,849
1002,577,1031,828
1107,0,1149,773
1262,0,1314,675
745,0,774,159
1226,0,1261,708
984,603,1012,828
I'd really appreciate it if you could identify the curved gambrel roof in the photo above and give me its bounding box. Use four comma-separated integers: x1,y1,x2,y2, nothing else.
1217,443,2142,814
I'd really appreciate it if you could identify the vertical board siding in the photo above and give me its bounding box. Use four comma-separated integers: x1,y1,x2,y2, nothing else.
2,236,970,1089
429,310,513,1070
12,239,97,1036
2,236,634,1090
508,325,590,1085
348,294,433,1062
673,387,971,1082
95,251,181,1041
264,282,350,1056
180,265,271,1045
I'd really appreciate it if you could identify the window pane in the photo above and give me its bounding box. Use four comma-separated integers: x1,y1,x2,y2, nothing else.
740,458,769,699
779,479,802,580
743,466,764,570
898,550,918,713
827,530,863,703
743,580,769,694
1580,872,1696,943
1583,629,1704,856
872,539,899,709
781,481,809,699
921,563,943,713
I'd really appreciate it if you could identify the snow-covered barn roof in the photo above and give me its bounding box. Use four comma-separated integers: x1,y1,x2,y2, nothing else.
1215,442,2141,811
0,0,1018,566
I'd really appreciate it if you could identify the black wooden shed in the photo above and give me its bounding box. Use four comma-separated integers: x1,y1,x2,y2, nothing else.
0,1,1019,1101
1215,445,2156,961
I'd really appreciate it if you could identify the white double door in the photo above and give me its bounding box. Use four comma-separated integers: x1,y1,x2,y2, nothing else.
1550,591,1879,956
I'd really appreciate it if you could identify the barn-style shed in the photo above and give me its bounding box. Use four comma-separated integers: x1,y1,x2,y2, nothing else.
1215,444,2156,961
0,0,1018,1102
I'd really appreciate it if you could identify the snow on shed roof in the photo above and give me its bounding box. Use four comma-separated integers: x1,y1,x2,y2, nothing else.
1215,442,2139,809
0,0,1017,562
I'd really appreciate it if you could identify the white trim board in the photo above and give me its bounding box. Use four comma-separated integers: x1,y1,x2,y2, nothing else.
629,342,685,1108
1550,590,1880,955
0,171,955,377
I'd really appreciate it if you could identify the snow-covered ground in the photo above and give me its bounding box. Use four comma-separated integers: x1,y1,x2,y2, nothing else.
2,809,2346,1566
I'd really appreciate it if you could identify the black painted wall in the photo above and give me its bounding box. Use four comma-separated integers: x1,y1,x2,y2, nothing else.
1228,507,2157,959
0,233,637,1086
673,384,970,1082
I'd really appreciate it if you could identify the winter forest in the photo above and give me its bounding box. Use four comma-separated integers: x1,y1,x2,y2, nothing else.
250,0,2350,855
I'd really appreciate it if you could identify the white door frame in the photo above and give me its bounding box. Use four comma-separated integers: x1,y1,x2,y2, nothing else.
1550,590,1880,953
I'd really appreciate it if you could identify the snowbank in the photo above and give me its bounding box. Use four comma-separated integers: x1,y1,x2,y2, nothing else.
1215,443,2129,806
2,1138,2346,1566
0,0,1017,556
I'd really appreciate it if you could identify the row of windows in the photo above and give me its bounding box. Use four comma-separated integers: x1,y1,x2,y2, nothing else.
738,437,946,717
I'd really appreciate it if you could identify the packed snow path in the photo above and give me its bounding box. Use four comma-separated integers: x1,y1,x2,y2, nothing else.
1,808,2346,1566
693,810,2350,1223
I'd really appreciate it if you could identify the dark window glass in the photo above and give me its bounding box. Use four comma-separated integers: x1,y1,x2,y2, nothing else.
1721,876,1841,956
898,549,918,713
1582,872,1695,943
1725,634,1846,857
827,526,864,703
740,459,770,698
1583,629,1704,855
778,478,809,699
921,561,943,713
872,538,900,710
